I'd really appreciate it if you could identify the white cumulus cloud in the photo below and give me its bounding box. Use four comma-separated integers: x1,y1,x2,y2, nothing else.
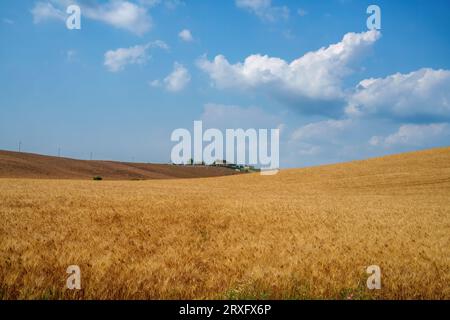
84,1,152,35
369,123,450,148
198,30,380,108
178,29,193,42
163,63,191,92
346,68,450,121
32,0,153,35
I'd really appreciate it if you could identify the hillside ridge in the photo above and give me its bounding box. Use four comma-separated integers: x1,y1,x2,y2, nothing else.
0,150,240,180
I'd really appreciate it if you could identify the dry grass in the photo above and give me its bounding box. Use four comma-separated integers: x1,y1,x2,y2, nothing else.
1,147,449,300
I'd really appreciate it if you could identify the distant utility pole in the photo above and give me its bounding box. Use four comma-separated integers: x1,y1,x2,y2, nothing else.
90,152,93,161
58,147,61,157
18,141,22,152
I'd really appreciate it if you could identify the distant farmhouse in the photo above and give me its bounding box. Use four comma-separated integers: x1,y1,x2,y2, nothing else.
212,159,259,173
173,159,260,173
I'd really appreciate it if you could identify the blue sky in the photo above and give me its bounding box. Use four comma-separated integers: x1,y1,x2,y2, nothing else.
1,0,450,167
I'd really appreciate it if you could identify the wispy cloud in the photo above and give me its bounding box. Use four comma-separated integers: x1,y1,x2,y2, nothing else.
291,119,352,142
297,8,308,17
139,0,185,10
2,18,15,24
235,0,289,22
66,49,77,62
31,1,65,24
104,40,168,72
200,103,283,132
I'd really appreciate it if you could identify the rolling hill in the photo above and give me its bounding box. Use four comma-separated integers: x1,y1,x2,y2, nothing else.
0,150,240,180
0,147,449,299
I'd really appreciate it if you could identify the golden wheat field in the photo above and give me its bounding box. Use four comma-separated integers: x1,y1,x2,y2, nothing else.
1,147,449,300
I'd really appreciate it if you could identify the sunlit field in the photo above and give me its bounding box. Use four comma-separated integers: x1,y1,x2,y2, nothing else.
1,147,449,300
